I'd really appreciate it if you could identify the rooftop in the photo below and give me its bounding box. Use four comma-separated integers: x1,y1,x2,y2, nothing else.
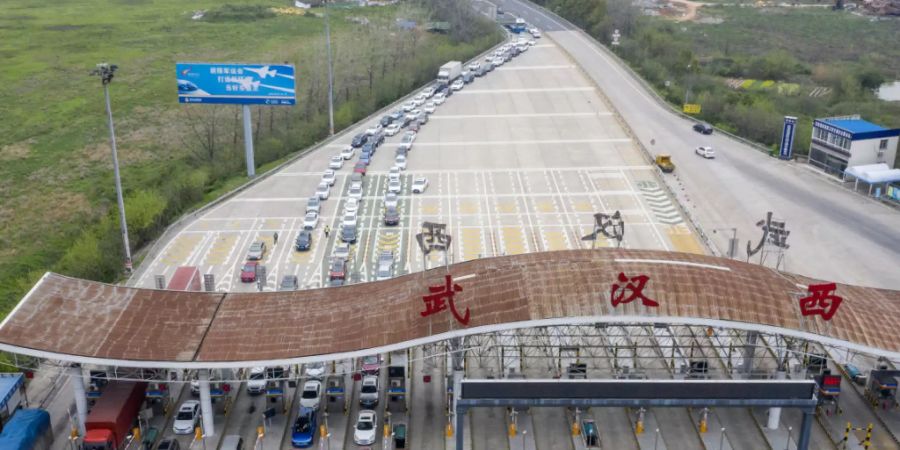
823,117,889,134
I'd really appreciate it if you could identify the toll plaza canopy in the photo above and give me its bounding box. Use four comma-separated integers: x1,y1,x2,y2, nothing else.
1,249,898,368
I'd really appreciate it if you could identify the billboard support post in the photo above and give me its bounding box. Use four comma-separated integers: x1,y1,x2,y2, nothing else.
243,105,255,177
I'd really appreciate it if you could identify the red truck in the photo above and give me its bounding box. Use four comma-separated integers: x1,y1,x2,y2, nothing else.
167,266,201,291
82,381,147,450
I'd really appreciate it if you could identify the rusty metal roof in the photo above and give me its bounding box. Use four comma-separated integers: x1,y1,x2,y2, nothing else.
1,249,897,368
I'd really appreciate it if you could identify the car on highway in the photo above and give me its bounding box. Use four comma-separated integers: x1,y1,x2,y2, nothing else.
329,278,345,287
351,133,368,148
362,142,376,156
370,131,385,147
295,230,312,251
376,251,394,281
359,375,379,408
412,93,427,106
344,197,360,214
405,109,422,121
395,155,407,170
333,243,350,261
342,212,358,228
408,120,421,132
529,27,541,38
240,261,258,282
362,354,382,374
467,62,480,72
417,113,429,125
384,192,399,209
329,257,347,280
340,145,355,160
388,110,404,122
423,101,436,114
246,241,266,260
433,92,446,105
303,211,319,230
389,167,401,182
395,147,408,158
401,101,416,112
693,122,713,134
462,71,475,84
383,206,400,226
483,58,494,71
291,407,317,448
315,182,330,200
321,169,336,186
399,131,416,149
412,177,428,194
157,439,180,450
350,172,363,186
304,362,326,379
359,151,372,166
247,367,266,395
385,122,402,136
348,185,363,199
353,410,377,446
299,380,322,410
451,79,465,91
695,146,715,159
422,86,435,98
341,224,358,244
353,162,367,176
172,400,201,434
388,179,402,194
279,275,299,291
306,197,321,214
328,155,343,170
379,115,393,127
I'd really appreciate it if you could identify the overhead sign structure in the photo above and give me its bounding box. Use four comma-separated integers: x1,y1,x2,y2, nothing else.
779,116,798,160
176,62,296,105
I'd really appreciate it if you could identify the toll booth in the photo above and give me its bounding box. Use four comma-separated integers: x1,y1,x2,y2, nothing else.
806,353,828,375
387,366,407,411
688,360,710,379
865,370,899,410
814,372,842,415
325,375,346,413
567,363,587,380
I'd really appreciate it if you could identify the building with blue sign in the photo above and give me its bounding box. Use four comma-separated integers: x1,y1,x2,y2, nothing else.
808,115,899,177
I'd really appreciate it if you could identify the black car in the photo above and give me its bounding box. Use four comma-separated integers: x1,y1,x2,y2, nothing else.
435,83,448,96
295,230,312,251
395,147,408,158
400,116,413,128
384,206,400,226
362,142,376,155
341,224,357,244
379,115,393,127
351,133,368,148
371,131,385,147
463,72,475,84
389,110,404,121
693,122,713,134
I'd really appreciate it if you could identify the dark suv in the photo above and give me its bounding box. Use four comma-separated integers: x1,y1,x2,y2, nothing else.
295,230,312,251
351,133,368,148
384,206,400,226
341,224,357,244
693,122,713,134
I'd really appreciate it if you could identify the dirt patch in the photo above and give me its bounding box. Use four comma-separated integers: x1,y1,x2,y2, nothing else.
664,0,704,21
0,140,33,161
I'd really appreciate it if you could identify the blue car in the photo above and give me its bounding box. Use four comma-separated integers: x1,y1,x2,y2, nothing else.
292,407,317,448
360,151,372,165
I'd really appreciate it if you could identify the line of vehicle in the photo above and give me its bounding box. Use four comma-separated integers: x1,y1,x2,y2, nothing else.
429,112,606,119
276,165,652,173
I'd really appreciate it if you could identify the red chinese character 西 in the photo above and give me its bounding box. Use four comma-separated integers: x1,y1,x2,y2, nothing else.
421,274,470,326
798,283,842,321
610,272,659,307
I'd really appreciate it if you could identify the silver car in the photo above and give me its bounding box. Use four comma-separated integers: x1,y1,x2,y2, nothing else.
246,242,266,260
388,179,402,194
384,192,399,209
306,197,321,214
376,251,394,281
172,400,200,435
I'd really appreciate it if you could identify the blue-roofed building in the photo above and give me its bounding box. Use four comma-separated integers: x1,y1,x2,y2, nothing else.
0,373,25,424
809,115,899,177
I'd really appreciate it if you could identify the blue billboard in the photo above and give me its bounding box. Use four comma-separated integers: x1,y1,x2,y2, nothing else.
779,116,797,160
176,63,296,105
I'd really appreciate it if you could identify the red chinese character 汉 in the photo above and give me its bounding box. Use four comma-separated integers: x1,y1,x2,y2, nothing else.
798,283,842,321
610,272,659,307
421,274,470,326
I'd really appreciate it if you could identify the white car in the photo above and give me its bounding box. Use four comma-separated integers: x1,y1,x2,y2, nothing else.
329,155,344,170
405,109,422,120
384,122,402,136
413,93,428,104
399,131,417,150
303,211,319,230
530,28,541,38
388,179,402,194
348,185,363,200
342,212,358,228
401,101,416,112
321,169,336,186
467,62,480,72
353,410,377,446
333,243,350,261
384,192,399,209
423,101,436,114
304,362,326,380
451,79,464,91
315,183,330,200
527,39,536,46
422,87,435,98
395,155,407,170
365,123,382,135
306,197,321,214
388,167,401,182
247,367,266,395
412,177,429,194
340,145,355,160
344,197,360,214
695,146,715,159
172,400,201,435
432,93,446,105
299,380,322,410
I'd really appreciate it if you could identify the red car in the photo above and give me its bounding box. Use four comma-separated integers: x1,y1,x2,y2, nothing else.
240,261,259,282
361,355,382,375
329,258,347,280
353,162,367,176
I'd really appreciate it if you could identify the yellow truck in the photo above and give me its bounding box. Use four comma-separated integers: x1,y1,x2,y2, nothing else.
655,154,675,173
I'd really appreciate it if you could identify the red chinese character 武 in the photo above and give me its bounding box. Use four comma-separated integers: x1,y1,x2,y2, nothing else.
610,272,659,308
421,274,470,326
798,283,842,321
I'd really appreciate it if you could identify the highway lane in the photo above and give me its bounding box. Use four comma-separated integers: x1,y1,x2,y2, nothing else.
497,0,900,289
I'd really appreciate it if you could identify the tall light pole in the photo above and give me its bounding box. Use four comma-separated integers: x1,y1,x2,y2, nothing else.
91,63,133,273
324,0,335,136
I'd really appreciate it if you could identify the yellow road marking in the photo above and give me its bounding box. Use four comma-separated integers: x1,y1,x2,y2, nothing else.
501,227,526,255
205,233,238,266
667,226,704,254
422,204,439,215
161,234,202,265
573,201,594,212
544,230,569,251
497,202,517,214
461,228,483,261
536,201,556,213
460,201,479,215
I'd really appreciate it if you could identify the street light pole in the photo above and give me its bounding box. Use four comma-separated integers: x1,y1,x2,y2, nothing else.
92,63,133,273
324,0,335,136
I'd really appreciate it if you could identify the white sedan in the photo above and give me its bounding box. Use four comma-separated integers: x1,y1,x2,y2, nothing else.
348,185,363,200
366,123,383,135
695,146,716,159
423,101,436,114
395,155,407,170
422,87,435,98
388,179,402,194
412,177,429,194
433,93,446,105
384,123,402,136
340,146,355,160
315,183,330,200
384,192,399,209
405,109,422,120
342,212,358,228
344,197,360,214
401,101,416,112
321,170,336,186
303,211,319,230
328,156,343,170
451,79,464,91
354,410,377,446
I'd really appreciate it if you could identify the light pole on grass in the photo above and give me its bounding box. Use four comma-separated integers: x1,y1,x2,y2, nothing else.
324,0,335,136
91,63,133,273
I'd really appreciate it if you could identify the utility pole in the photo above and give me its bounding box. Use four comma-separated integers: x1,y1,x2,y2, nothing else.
324,0,335,136
91,63,132,273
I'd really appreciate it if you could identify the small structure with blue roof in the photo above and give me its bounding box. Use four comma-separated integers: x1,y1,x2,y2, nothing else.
809,115,899,177
0,373,25,424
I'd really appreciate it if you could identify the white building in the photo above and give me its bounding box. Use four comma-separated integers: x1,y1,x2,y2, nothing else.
808,115,899,177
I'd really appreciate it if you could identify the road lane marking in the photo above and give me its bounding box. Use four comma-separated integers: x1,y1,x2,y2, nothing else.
411,138,630,146
429,112,609,119
456,87,593,94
